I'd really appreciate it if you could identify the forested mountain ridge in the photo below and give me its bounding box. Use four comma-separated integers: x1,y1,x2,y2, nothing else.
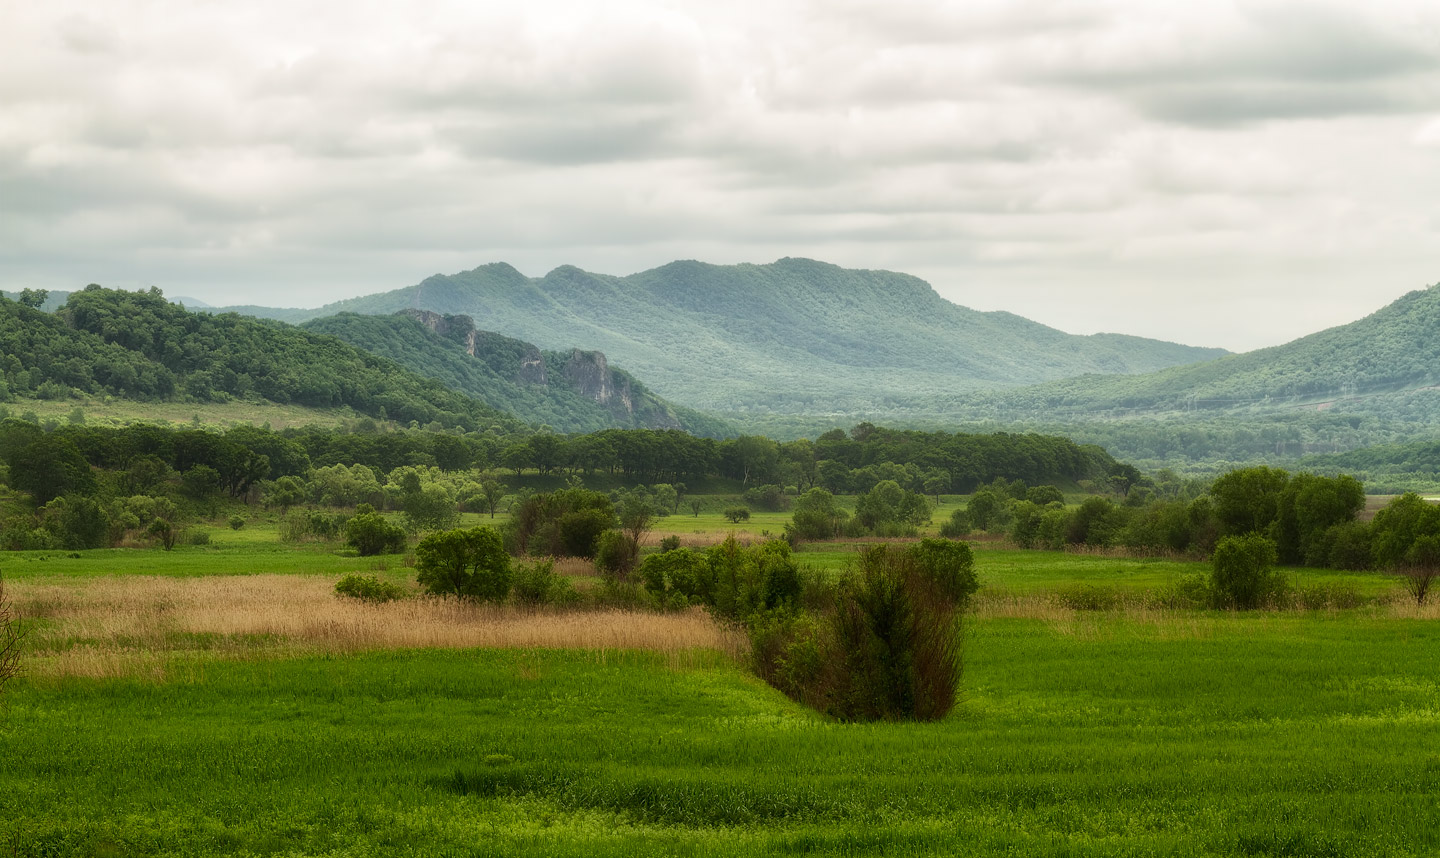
301,311,734,437
970,283,1440,419
0,286,522,433
219,258,1227,415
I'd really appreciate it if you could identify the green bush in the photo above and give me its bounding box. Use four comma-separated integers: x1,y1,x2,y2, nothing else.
723,506,751,524
40,495,110,550
907,538,979,605
705,537,802,622
638,548,705,603
504,488,615,557
1026,485,1066,506
555,509,614,558
789,489,852,544
334,574,408,603
1211,534,1285,609
227,515,246,531
415,526,511,602
511,560,579,606
937,508,970,538
965,489,1009,532
826,544,963,721
742,484,789,512
593,530,634,579
853,480,931,534
284,510,353,544
345,506,406,556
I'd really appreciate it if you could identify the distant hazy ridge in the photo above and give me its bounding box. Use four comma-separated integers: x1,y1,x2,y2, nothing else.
223,258,1228,415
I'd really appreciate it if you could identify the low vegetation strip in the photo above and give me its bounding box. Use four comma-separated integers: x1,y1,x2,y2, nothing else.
11,574,744,678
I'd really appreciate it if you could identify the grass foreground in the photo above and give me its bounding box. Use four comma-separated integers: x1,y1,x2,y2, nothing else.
3,607,1439,856
1,520,1437,856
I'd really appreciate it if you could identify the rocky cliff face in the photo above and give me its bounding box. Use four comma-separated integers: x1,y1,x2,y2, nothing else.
517,348,547,386
404,308,647,412
562,349,634,413
403,309,478,356
408,309,548,386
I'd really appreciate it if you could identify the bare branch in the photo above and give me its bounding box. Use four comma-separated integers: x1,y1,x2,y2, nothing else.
0,576,24,693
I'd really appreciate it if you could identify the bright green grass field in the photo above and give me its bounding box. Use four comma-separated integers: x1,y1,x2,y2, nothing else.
3,615,1439,857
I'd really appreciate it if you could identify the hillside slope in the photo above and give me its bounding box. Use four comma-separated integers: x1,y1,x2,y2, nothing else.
222,258,1226,415
0,287,522,433
301,311,733,437
975,284,1440,419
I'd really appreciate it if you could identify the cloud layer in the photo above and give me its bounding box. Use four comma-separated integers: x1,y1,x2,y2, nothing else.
3,0,1439,350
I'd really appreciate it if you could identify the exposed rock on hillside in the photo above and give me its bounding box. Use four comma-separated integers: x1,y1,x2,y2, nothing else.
307,310,729,435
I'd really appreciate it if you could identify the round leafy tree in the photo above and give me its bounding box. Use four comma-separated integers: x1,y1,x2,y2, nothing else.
415,526,511,602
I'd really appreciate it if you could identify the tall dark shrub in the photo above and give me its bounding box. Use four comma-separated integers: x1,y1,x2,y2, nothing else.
1211,534,1283,609
752,539,973,722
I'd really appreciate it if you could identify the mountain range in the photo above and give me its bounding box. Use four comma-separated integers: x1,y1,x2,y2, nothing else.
221,258,1228,416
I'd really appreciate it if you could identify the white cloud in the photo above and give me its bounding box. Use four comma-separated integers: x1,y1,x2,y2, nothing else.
0,0,1437,351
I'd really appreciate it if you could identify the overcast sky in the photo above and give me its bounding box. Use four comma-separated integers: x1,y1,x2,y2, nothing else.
3,0,1439,352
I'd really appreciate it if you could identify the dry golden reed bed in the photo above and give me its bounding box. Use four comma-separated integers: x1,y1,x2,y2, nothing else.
10,575,745,680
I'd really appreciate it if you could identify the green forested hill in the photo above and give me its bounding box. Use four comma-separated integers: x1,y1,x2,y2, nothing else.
969,283,1440,420
220,258,1226,415
0,287,522,433
300,312,733,437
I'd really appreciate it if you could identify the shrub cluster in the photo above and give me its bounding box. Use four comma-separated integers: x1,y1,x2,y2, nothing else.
334,574,408,603
784,481,932,542
639,535,977,721
754,540,977,721
973,468,1440,591
344,505,406,556
511,560,580,607
503,487,615,557
281,509,351,543
411,525,578,607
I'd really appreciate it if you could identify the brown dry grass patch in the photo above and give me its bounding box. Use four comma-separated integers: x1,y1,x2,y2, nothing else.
9,575,745,680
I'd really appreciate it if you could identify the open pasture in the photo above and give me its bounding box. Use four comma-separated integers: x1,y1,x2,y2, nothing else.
3,609,1439,856
0,513,1434,856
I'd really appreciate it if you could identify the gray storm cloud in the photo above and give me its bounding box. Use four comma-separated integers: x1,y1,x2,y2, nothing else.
2,0,1438,351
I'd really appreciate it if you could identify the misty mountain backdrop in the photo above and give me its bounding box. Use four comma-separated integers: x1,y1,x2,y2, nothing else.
222,258,1228,417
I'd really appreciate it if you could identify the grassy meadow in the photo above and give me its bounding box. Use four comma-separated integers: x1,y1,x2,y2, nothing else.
1,505,1437,856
